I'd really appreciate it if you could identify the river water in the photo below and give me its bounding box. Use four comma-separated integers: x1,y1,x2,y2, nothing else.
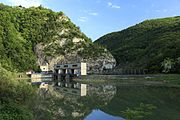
53,82,180,120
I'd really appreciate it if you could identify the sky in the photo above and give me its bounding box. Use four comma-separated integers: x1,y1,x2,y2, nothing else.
1,0,180,41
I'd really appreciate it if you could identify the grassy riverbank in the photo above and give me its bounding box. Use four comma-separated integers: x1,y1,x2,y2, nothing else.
148,74,180,84
76,74,180,86
0,66,36,120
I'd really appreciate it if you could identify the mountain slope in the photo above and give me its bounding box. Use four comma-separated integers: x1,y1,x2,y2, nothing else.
0,4,115,72
95,16,180,72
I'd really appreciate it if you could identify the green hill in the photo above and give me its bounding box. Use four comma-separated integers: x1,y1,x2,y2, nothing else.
0,4,115,119
0,4,115,72
95,17,180,73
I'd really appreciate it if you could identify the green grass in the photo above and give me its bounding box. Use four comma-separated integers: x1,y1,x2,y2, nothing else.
76,74,180,86
149,74,180,84
0,65,36,120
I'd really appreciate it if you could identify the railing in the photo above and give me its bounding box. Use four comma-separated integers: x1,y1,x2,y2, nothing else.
92,69,148,75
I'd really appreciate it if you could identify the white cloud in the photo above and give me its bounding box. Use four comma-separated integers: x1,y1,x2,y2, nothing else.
163,9,168,12
89,12,98,16
112,5,120,9
108,2,113,7
151,4,155,7
155,9,161,12
81,10,99,16
78,17,88,22
155,9,168,13
108,2,120,9
7,0,44,8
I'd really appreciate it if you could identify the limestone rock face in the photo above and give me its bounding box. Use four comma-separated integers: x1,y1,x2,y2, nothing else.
82,54,116,73
35,38,116,73
34,12,116,73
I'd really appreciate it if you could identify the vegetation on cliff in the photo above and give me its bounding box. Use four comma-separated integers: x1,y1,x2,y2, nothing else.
0,3,114,120
0,3,110,72
95,16,180,73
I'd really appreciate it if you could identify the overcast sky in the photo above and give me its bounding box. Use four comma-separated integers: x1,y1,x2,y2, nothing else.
1,0,180,41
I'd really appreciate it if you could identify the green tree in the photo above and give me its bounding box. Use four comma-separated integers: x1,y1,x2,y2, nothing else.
161,58,175,73
175,57,180,73
95,16,180,73
0,65,35,120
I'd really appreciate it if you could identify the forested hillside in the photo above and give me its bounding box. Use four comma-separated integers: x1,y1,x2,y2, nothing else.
95,17,180,73
0,4,115,72
0,3,115,119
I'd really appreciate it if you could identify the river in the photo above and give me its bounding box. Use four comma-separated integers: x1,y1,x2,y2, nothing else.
48,81,180,120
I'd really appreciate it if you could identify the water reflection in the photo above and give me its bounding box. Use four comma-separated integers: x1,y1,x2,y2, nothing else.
35,81,180,120
55,83,87,96
51,82,120,119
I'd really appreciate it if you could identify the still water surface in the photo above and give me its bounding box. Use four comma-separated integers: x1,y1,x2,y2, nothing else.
54,81,180,120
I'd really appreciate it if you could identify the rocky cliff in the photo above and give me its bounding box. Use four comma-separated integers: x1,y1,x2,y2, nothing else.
34,12,116,72
0,4,115,72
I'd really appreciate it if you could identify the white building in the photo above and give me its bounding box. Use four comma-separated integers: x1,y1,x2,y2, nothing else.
31,73,53,83
40,63,49,72
54,63,87,76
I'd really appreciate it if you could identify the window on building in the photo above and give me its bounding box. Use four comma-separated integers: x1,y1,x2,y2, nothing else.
64,65,68,67
72,65,78,67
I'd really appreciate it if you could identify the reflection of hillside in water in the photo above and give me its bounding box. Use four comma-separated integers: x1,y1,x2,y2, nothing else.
51,83,117,120
33,85,116,120
35,83,180,120
87,84,116,104
101,86,180,120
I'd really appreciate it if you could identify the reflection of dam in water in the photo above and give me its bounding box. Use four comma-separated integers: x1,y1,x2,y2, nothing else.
31,73,53,84
55,82,87,96
54,63,87,96
55,83,118,120
55,82,117,98
31,62,118,98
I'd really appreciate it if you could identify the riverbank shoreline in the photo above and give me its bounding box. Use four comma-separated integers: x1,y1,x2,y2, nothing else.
75,74,180,87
